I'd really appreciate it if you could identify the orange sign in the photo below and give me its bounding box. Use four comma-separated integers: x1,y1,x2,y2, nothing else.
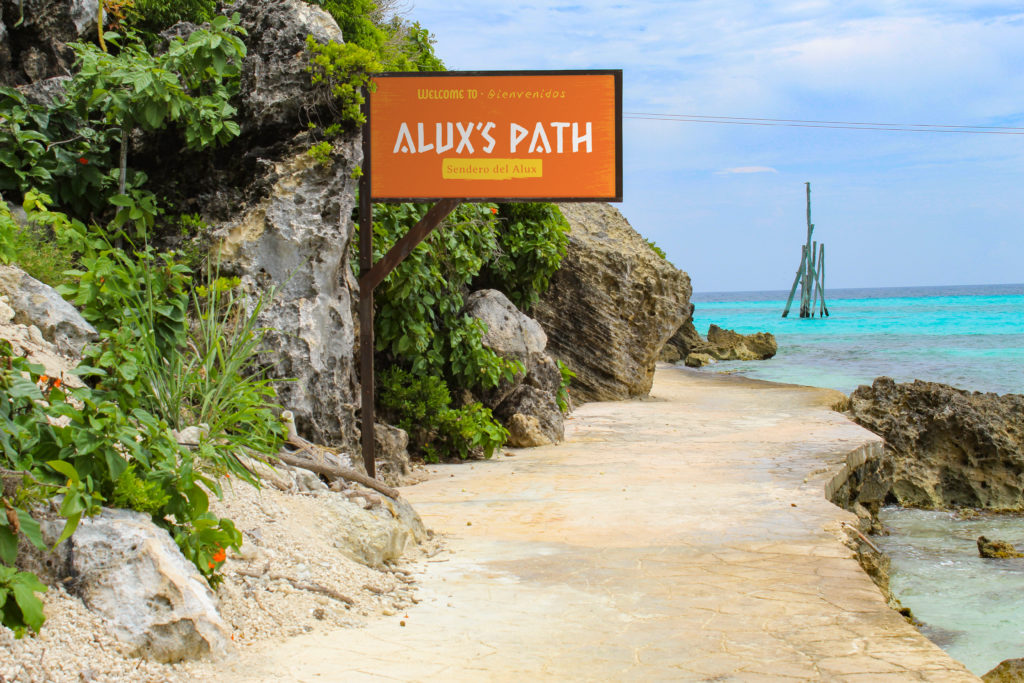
368,71,622,201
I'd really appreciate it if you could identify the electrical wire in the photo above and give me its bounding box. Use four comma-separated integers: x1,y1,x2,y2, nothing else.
623,112,1024,135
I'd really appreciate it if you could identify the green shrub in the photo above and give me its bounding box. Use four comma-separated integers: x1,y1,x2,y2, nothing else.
378,367,506,462
477,203,570,310
128,0,218,37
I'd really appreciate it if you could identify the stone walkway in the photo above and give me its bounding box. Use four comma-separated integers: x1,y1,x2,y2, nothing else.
222,368,979,681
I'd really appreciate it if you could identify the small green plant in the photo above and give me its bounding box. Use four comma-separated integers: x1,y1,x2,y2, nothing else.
556,360,575,413
0,566,47,638
305,36,382,126
644,238,667,260
308,141,333,166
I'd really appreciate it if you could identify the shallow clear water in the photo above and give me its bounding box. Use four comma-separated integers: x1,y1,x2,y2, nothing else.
686,284,1024,674
690,284,1024,395
876,508,1024,675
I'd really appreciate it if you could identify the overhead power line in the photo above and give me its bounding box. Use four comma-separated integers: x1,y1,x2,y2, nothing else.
623,112,1024,135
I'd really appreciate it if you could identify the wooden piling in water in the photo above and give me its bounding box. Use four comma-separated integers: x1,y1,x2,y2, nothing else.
782,183,829,318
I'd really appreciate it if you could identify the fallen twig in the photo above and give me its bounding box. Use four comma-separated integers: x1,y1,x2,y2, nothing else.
842,521,882,554
274,449,400,500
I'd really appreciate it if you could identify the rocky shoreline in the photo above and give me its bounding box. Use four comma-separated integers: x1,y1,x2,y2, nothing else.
828,376,1024,680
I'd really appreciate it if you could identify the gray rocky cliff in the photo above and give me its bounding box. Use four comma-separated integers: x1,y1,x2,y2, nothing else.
531,203,692,402
848,377,1024,509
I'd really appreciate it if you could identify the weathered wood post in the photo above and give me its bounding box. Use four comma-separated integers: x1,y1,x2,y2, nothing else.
782,182,828,318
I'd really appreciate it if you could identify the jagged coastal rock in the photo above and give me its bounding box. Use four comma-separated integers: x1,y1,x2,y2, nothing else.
848,377,1024,509
984,658,1024,682
661,319,778,367
464,289,564,446
532,203,692,402
977,536,1024,559
214,149,362,452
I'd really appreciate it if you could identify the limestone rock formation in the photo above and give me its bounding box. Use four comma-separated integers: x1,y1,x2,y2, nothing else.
532,203,692,402
662,318,777,368
659,311,700,363
213,147,361,452
229,0,342,135
324,495,427,568
463,289,564,445
0,265,97,356
22,508,229,662
0,0,98,84
848,377,1024,509
705,324,777,360
977,536,1023,559
984,658,1024,682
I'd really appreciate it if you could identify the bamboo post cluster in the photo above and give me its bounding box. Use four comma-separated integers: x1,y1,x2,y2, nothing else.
782,182,829,318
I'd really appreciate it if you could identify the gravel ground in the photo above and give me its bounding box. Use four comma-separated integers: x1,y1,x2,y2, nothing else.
0,478,440,683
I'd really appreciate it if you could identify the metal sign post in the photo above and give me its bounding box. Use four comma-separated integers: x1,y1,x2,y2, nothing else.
357,70,622,479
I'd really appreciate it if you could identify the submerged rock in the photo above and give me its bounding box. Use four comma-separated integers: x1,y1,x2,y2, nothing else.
705,324,777,360
848,377,1024,509
983,658,1024,682
532,203,692,402
977,536,1024,559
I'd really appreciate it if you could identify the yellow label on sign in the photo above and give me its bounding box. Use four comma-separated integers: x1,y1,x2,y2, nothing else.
441,158,543,180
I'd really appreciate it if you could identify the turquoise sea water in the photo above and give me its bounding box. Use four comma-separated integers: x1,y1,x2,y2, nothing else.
686,283,1024,675
689,284,1024,395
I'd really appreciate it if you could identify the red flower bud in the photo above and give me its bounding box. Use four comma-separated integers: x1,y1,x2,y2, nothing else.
78,157,88,165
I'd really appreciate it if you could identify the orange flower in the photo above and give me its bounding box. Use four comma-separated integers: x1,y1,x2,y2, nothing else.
490,207,498,214
212,547,226,564
39,375,49,384
53,378,62,388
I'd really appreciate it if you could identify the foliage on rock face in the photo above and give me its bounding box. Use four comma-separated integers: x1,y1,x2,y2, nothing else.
378,367,506,463
0,16,245,222
0,193,285,636
127,0,218,37
362,201,569,460
477,202,570,310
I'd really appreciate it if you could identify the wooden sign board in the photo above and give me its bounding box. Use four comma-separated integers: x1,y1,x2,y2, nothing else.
368,70,622,202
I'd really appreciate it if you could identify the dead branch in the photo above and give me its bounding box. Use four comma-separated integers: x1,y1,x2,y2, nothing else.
274,449,400,500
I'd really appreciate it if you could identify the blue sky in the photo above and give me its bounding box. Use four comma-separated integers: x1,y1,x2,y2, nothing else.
402,1,1024,292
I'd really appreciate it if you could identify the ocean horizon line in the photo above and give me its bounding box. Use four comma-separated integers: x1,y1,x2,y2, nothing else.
693,282,1024,303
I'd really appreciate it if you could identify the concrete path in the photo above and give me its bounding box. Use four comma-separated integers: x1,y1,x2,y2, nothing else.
223,368,979,681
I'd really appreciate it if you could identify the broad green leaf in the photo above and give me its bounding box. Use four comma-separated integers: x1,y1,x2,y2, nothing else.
12,573,47,632
46,459,80,484
0,526,17,565
15,509,44,550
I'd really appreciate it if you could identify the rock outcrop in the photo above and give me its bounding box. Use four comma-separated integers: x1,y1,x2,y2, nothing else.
21,508,229,662
214,148,361,453
847,377,1024,509
977,536,1023,559
0,265,97,356
463,289,564,446
705,324,777,360
984,658,1024,682
230,0,341,136
0,0,98,84
661,318,777,368
532,203,692,402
